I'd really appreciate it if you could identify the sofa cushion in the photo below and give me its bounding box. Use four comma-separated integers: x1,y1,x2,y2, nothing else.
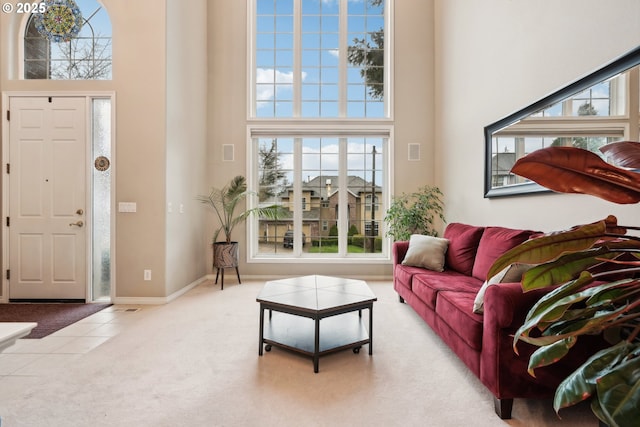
444,223,485,276
471,226,534,281
412,271,483,310
436,290,484,351
472,263,531,314
394,264,430,291
402,234,449,272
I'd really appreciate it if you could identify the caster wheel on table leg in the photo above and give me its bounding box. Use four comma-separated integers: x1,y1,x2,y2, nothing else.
265,344,272,352
353,346,361,354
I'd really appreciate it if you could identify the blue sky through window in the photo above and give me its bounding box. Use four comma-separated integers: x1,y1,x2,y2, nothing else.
255,0,386,118
251,0,389,259
75,0,111,37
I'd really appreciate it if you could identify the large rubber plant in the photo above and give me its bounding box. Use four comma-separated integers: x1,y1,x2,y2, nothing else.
487,141,640,427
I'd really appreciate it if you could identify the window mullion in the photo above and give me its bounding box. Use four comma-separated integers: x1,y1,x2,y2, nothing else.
338,0,348,117
293,0,302,117
384,0,391,117
293,137,303,254
248,0,256,117
338,137,348,255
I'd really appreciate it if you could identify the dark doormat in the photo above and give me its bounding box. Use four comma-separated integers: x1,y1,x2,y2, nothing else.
0,303,112,338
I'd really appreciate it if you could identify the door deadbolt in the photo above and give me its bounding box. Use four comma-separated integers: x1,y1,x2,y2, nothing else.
76,209,84,215
69,221,84,227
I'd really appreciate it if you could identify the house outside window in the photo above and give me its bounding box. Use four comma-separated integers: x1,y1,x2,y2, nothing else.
248,0,391,261
251,135,387,258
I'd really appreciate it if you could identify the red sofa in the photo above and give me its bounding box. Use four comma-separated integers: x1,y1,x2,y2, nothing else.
393,223,598,419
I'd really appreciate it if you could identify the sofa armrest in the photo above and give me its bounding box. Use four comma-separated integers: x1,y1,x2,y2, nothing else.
484,282,551,329
480,282,561,400
392,241,410,266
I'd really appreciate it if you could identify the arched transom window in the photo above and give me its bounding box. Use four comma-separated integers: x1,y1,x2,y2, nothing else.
24,0,112,80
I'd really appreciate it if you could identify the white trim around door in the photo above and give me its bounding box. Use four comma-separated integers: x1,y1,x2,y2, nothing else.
1,91,116,303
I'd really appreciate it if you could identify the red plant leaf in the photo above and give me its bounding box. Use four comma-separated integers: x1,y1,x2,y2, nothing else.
599,140,640,169
511,147,640,204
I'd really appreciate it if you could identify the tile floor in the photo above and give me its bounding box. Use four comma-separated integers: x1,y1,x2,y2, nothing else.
0,305,148,378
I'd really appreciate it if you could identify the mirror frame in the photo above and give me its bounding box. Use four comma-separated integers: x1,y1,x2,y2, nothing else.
484,45,640,198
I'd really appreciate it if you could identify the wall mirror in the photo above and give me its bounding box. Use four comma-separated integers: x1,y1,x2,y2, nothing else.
484,45,640,198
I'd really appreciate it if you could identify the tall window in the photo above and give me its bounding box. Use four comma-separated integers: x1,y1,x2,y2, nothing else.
24,0,112,80
91,98,112,301
252,0,387,118
249,0,391,261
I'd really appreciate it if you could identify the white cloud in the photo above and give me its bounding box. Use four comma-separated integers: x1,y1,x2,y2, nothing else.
256,68,307,104
256,68,294,100
299,140,382,174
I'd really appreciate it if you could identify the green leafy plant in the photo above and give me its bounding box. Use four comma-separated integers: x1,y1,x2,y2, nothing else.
198,175,282,244
384,185,445,241
488,142,640,427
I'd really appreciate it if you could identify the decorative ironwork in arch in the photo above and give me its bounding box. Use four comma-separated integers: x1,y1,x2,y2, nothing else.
23,0,112,80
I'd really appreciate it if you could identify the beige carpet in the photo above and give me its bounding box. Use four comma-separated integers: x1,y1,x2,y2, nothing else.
0,280,599,426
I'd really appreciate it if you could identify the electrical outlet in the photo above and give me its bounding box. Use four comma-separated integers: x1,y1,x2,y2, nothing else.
144,270,151,281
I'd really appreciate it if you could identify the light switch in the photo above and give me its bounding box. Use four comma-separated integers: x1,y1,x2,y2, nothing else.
118,202,137,213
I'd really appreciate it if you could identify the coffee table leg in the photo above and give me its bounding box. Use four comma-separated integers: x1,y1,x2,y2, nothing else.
369,305,373,355
259,305,265,356
314,317,320,373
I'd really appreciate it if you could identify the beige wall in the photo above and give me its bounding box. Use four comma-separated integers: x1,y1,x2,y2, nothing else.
0,0,208,301
435,0,640,232
165,0,209,295
108,0,168,299
206,0,435,279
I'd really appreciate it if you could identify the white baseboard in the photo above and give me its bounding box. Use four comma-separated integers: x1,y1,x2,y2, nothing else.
211,274,393,282
112,276,208,305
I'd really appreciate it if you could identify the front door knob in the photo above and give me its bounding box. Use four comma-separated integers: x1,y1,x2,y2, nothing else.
69,221,84,227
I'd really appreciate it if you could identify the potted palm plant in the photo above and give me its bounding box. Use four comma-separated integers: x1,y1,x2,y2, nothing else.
487,141,640,427
198,175,281,289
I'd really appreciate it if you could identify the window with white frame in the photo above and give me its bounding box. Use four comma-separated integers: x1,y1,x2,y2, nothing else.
250,133,387,259
249,0,391,261
24,0,112,80
252,0,387,118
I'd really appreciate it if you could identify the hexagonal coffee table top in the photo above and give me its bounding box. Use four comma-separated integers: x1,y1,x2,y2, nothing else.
256,275,377,314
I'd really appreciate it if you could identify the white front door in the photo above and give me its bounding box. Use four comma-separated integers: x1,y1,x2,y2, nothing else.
8,97,87,300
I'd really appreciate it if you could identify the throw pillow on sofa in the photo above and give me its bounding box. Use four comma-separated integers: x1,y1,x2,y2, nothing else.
472,263,531,314
471,226,535,281
444,223,485,276
402,234,450,272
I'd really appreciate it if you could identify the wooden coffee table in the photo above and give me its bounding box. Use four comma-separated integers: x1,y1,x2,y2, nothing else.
257,275,377,373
